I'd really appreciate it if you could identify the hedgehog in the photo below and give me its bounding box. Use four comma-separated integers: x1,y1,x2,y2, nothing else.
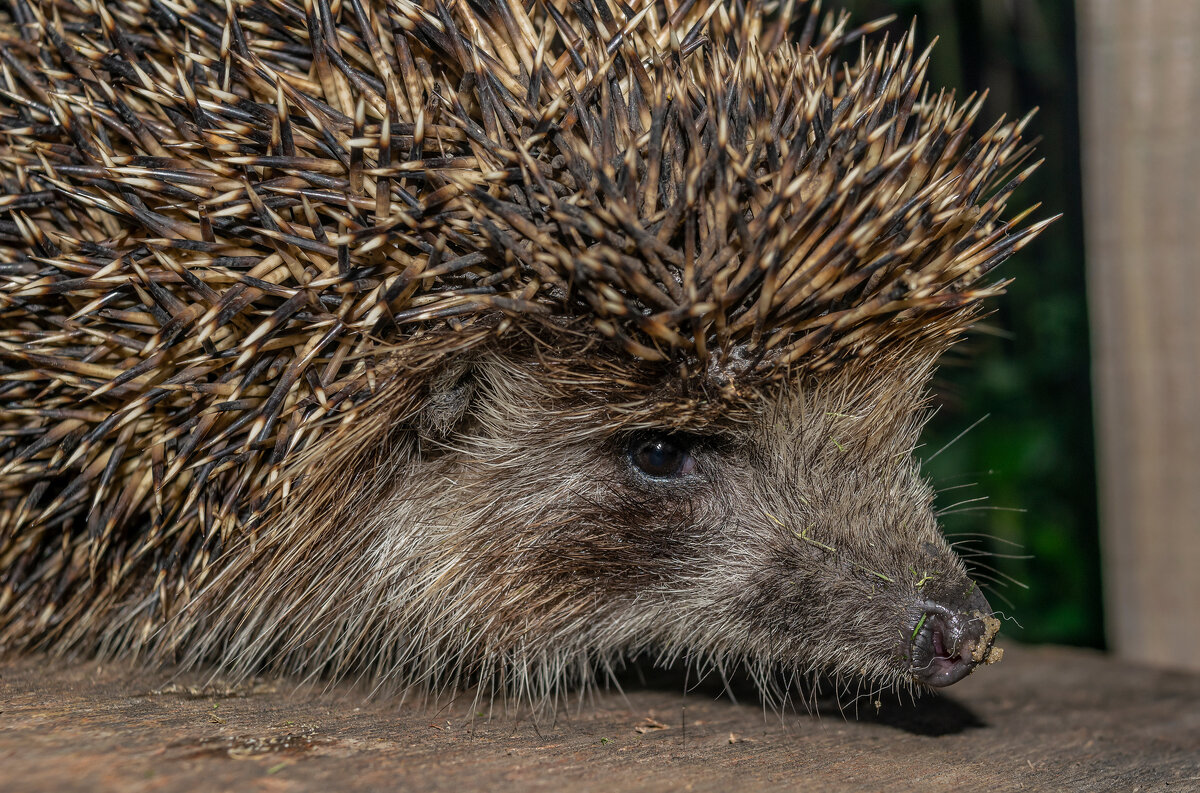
0,0,1049,707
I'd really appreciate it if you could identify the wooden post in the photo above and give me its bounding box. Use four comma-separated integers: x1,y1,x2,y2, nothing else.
1078,1,1200,670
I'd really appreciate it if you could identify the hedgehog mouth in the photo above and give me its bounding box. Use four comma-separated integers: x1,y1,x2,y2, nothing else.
907,601,995,687
921,619,971,683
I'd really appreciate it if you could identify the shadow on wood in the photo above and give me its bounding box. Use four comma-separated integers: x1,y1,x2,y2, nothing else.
617,658,987,738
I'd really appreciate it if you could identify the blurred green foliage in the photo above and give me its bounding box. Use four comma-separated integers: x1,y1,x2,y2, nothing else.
838,0,1101,647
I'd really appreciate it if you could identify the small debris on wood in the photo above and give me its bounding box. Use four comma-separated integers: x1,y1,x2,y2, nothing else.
169,730,332,760
150,680,277,699
634,717,669,734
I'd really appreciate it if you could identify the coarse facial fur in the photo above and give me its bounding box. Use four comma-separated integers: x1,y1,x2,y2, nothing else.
173,339,980,705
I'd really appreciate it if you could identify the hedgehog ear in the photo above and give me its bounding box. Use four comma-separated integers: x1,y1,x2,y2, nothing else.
417,360,477,440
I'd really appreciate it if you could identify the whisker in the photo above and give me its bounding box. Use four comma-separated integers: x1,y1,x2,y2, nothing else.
944,532,1027,549
963,561,1031,590
957,550,1035,561
925,414,990,465
938,506,1029,516
935,481,979,494
935,495,989,513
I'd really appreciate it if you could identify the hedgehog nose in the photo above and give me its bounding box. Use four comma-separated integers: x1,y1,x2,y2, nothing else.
907,588,995,687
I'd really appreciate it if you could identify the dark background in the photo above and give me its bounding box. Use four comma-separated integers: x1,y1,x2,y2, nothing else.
839,0,1100,648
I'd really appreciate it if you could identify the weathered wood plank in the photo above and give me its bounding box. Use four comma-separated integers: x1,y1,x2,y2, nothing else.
1078,1,1200,670
1,646,1197,792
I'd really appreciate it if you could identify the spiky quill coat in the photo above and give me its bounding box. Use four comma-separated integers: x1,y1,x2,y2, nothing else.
0,0,1045,696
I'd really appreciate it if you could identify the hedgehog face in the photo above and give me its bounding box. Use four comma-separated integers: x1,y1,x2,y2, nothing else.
317,349,997,698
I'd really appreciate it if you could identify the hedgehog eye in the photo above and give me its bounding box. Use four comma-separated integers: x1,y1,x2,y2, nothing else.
629,434,697,479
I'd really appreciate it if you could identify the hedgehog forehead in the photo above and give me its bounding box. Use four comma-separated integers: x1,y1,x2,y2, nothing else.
490,336,939,438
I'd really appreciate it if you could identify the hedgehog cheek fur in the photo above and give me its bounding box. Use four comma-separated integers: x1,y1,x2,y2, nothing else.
176,347,981,702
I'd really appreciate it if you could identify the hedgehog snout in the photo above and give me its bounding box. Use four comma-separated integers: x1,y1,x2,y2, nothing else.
906,586,997,687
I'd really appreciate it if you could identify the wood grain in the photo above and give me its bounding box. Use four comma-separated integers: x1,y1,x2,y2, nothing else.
1,646,1197,792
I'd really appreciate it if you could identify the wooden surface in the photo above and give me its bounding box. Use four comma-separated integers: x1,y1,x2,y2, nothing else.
1,645,1198,792
1078,2,1200,670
